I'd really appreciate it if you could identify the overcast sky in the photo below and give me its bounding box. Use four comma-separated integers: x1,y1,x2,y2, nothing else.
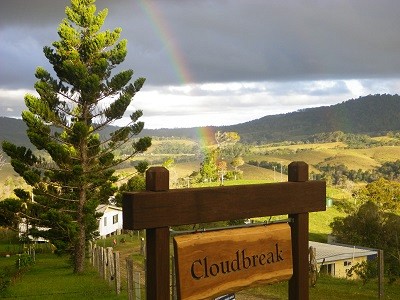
1,0,400,129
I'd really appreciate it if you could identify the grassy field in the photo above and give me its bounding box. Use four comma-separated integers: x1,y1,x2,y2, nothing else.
2,234,399,300
2,138,399,198
238,275,400,299
1,253,128,299
1,138,399,298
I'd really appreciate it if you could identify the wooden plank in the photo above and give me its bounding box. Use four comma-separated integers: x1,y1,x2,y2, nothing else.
173,224,292,300
123,181,325,230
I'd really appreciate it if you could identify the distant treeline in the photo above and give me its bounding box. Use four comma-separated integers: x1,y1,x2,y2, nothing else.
248,159,400,185
313,160,400,185
247,130,400,151
152,141,200,155
307,131,400,148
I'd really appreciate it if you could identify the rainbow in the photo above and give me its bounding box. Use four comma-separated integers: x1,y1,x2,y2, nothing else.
135,0,193,84
196,127,216,147
134,1,219,147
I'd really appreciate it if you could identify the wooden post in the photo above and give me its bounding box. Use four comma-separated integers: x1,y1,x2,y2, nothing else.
98,247,102,275
89,241,93,264
145,167,170,300
126,258,134,300
102,247,107,280
92,244,96,267
107,247,114,285
114,251,121,294
288,161,310,300
309,246,317,287
378,249,384,299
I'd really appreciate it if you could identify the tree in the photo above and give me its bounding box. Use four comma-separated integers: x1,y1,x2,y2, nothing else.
331,179,400,282
230,156,244,180
199,149,218,182
215,131,240,149
0,198,24,229
162,157,175,170
135,160,150,176
114,175,146,207
217,160,227,185
1,0,151,273
353,178,400,213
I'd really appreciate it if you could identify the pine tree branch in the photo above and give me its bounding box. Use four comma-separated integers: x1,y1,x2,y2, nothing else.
35,191,79,203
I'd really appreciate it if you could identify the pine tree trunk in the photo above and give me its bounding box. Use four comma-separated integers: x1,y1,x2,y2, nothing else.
74,222,86,273
75,188,86,273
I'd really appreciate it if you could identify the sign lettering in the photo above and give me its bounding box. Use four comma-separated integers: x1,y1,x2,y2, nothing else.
173,223,292,300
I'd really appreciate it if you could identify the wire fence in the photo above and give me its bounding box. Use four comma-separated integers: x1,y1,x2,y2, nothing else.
89,242,145,299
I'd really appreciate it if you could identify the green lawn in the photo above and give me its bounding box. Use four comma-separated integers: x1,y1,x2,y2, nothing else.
238,275,400,299
1,254,128,299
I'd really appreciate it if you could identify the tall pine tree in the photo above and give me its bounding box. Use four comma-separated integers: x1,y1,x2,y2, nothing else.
2,0,151,273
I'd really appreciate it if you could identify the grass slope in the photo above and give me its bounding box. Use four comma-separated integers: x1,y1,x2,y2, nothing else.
238,275,400,299
1,254,127,299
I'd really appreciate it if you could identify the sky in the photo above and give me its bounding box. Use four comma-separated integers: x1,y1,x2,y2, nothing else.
1,0,400,129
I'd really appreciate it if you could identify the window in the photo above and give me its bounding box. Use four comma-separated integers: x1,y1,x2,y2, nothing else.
344,261,351,266
104,217,107,226
113,214,118,224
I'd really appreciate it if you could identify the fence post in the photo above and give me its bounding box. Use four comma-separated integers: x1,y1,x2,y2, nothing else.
97,246,101,275
92,244,97,267
107,247,114,285
89,241,92,264
378,249,384,299
102,247,107,280
126,258,134,300
96,246,100,270
114,251,121,294
145,167,170,300
309,246,317,287
288,161,310,300
135,272,142,300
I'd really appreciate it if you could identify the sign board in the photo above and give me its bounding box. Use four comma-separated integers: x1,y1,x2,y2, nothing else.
173,223,293,300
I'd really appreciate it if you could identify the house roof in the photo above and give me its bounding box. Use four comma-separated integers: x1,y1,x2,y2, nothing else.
309,241,378,264
96,204,122,214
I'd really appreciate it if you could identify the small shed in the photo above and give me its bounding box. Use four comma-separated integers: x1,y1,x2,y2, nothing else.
96,204,123,238
309,241,378,279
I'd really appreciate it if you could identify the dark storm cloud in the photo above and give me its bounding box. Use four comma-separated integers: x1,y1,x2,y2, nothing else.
2,0,400,89
2,0,400,128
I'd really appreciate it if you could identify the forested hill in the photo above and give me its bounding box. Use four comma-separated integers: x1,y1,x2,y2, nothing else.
224,94,400,143
1,94,400,147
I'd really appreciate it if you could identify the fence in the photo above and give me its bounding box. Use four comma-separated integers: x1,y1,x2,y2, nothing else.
89,241,145,299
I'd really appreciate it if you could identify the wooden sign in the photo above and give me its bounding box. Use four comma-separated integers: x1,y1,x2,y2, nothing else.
173,223,293,300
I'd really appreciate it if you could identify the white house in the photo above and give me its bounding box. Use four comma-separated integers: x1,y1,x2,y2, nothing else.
20,204,124,241
96,204,123,238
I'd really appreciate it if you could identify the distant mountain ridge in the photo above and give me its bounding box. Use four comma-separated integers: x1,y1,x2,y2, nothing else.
226,94,400,143
1,94,399,146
